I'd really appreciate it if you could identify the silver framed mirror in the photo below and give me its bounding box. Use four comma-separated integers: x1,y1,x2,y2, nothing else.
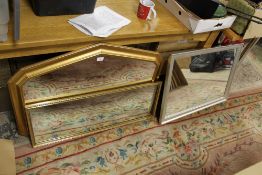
160,44,243,124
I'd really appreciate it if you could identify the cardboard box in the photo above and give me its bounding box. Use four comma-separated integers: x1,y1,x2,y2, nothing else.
158,0,236,34
29,0,97,16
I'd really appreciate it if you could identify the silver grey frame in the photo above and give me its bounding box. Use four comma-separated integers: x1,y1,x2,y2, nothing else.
160,44,243,124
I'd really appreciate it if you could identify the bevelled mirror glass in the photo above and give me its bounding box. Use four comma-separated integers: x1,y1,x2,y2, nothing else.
160,44,243,124
25,82,161,147
230,39,262,97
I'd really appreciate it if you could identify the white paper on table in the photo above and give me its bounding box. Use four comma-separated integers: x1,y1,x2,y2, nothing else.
69,6,131,37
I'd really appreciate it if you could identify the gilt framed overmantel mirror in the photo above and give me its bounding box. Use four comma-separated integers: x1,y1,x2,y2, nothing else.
8,43,162,141
160,44,243,124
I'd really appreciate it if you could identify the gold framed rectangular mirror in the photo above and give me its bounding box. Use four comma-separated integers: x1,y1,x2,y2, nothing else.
160,44,243,124
25,82,161,147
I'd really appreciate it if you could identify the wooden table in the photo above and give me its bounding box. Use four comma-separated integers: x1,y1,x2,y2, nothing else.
0,0,215,59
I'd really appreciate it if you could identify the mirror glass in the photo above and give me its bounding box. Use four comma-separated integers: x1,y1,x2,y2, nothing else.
161,45,242,124
22,56,158,104
230,39,262,96
26,83,160,147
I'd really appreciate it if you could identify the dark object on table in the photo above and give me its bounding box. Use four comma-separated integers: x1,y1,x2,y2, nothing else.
29,0,97,16
13,0,20,41
176,0,221,19
189,53,217,73
249,0,262,4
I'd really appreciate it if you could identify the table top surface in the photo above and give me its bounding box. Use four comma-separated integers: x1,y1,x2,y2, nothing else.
0,0,210,59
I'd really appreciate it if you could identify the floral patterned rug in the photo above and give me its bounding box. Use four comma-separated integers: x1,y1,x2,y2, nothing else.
15,91,262,175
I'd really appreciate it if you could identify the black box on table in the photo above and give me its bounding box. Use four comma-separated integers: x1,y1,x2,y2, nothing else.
29,0,97,16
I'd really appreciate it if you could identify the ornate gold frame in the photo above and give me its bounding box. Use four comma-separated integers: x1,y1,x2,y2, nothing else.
26,82,161,147
8,43,162,136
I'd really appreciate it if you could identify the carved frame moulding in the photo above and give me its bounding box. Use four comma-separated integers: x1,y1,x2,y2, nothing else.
8,43,162,139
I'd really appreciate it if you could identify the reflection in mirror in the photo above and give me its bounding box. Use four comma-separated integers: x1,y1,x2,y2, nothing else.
230,39,262,96
26,83,161,147
160,45,242,124
22,56,158,104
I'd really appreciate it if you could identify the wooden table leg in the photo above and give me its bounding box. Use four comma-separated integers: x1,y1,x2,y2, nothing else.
200,31,221,48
